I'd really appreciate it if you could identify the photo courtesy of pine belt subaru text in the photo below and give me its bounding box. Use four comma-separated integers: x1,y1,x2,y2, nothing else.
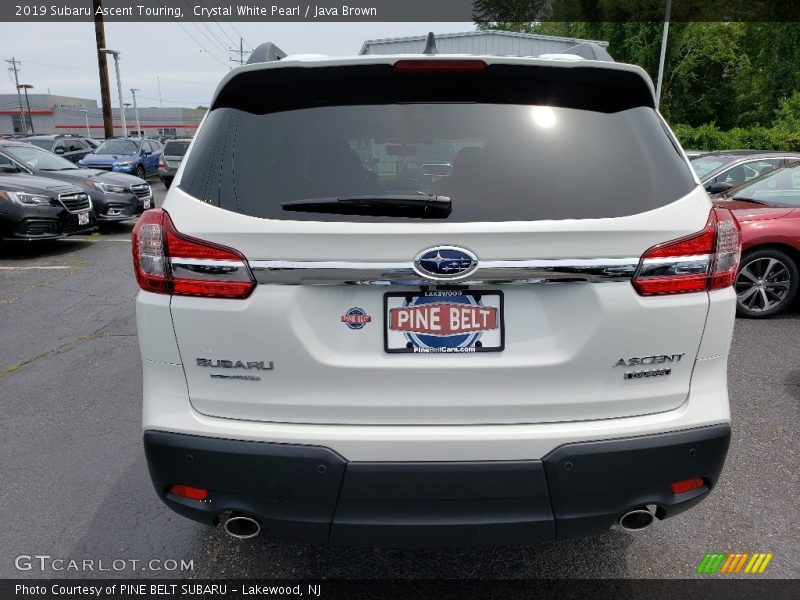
0,141,153,224
134,40,741,547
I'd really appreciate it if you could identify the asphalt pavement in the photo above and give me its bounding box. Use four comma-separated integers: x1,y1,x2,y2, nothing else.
0,183,797,579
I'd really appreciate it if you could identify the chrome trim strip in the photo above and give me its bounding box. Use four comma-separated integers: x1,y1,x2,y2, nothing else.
637,254,711,278
249,258,640,286
57,192,91,214
169,258,251,281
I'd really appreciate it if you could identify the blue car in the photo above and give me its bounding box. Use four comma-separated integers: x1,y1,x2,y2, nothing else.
78,138,163,179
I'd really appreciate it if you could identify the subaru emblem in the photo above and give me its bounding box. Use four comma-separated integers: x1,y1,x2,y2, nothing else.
413,246,479,280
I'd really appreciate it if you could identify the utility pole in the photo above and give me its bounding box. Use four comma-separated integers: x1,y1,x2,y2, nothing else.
130,88,141,137
655,0,672,109
18,84,34,134
229,37,250,66
156,71,163,108
6,58,27,134
92,0,114,138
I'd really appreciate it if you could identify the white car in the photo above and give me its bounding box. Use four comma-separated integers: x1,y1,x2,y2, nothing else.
134,44,740,546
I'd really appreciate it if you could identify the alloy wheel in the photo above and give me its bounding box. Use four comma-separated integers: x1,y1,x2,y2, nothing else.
735,257,792,313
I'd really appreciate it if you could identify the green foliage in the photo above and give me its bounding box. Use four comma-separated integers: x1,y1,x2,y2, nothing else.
672,123,800,151
476,18,800,143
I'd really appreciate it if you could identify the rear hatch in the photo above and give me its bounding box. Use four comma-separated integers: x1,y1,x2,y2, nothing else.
162,140,189,169
162,57,713,426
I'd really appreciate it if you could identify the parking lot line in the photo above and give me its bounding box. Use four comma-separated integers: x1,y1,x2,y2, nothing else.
0,266,71,270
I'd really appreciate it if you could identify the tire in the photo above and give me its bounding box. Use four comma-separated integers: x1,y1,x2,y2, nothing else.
135,165,146,180
161,177,172,189
735,248,799,318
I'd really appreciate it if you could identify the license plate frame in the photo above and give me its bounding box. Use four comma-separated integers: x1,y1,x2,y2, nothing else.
143,197,152,209
77,211,90,226
384,290,505,354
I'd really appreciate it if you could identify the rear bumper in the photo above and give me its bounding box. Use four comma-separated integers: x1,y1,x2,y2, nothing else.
144,423,730,547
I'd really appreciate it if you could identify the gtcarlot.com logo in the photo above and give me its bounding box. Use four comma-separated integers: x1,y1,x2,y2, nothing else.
14,554,194,572
697,552,773,574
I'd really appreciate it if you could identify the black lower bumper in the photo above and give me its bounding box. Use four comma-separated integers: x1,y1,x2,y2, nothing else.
143,424,730,547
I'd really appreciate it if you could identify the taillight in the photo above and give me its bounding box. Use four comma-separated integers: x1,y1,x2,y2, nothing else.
158,156,166,168
393,59,487,73
132,209,255,299
632,207,741,296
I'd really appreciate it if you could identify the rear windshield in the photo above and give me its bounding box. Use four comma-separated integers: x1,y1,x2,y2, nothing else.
26,139,53,151
164,140,190,156
180,69,695,222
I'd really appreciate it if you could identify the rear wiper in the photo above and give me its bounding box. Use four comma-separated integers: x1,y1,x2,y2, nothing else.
281,194,451,218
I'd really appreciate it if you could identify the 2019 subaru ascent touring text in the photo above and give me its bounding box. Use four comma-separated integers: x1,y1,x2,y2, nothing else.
134,46,740,546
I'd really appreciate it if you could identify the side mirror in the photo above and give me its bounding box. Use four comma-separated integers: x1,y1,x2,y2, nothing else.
707,181,734,195
54,147,66,155
142,150,151,156
0,164,20,173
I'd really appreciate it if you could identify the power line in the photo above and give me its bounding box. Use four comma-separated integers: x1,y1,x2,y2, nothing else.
175,20,228,67
176,0,230,56
227,23,251,50
20,60,95,73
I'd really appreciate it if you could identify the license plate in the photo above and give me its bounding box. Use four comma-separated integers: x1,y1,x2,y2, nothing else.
143,197,152,209
384,290,504,353
77,211,89,226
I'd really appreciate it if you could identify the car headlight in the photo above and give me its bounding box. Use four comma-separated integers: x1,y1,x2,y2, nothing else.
86,180,128,194
114,161,132,167
0,191,52,206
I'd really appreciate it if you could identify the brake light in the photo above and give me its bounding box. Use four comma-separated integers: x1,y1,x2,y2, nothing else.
159,156,166,168
132,209,255,299
393,59,487,73
632,208,741,296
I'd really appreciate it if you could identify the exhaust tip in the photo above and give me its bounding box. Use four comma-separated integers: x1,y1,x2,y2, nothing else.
223,514,261,539
619,508,655,532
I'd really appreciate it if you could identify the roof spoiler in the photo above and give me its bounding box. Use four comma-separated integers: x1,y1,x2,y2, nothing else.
246,42,287,65
561,42,614,62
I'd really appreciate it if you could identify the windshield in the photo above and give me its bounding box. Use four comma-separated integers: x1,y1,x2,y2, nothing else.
730,162,800,206
181,103,695,222
95,140,139,155
7,145,78,171
690,155,731,178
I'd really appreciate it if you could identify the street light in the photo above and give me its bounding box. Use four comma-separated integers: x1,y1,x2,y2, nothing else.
130,88,141,138
99,48,127,137
16,84,34,134
80,109,90,138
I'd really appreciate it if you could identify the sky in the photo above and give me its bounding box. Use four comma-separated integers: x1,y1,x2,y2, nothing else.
1,22,473,108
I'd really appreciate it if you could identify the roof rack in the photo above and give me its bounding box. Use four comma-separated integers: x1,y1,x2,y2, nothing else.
246,43,287,65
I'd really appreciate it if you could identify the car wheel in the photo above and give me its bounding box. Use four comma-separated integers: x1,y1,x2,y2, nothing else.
735,249,799,318
161,177,172,189
136,165,146,180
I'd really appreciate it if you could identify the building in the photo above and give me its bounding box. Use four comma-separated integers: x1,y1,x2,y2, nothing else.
0,93,204,138
359,30,609,57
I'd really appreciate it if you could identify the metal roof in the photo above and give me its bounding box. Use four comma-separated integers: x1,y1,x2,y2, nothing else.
360,30,609,56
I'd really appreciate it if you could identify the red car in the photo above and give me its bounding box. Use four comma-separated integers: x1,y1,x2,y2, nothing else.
714,160,800,317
